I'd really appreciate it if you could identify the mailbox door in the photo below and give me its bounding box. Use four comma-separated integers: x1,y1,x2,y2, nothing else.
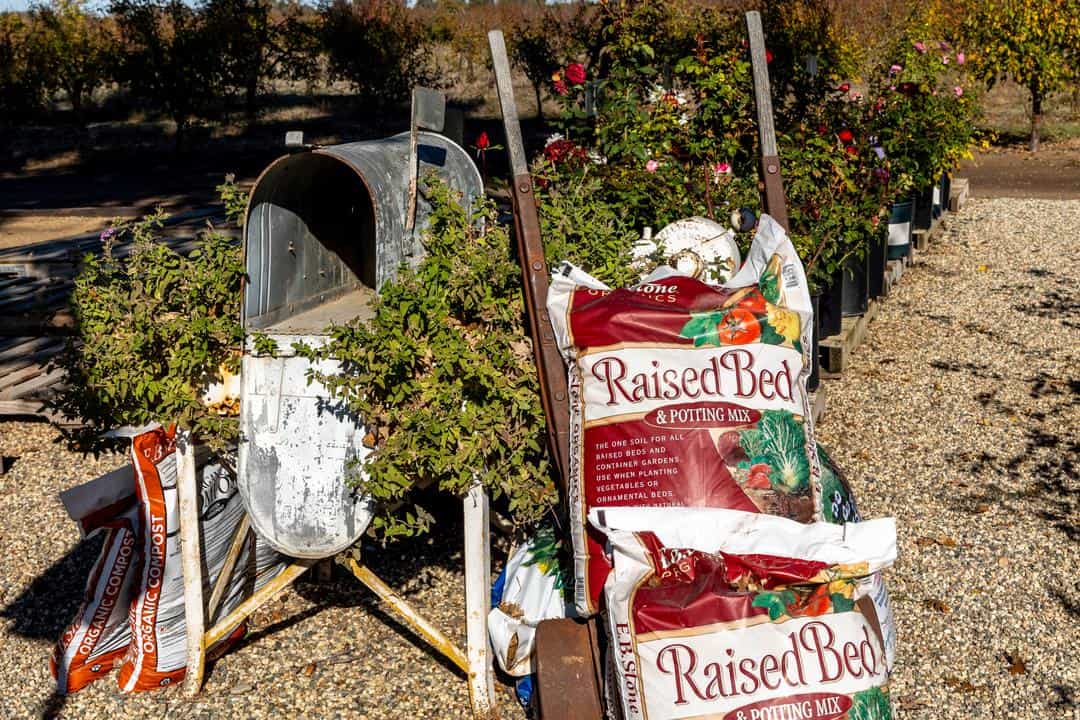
237,334,374,558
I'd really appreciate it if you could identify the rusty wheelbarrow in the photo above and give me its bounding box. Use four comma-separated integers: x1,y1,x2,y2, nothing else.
487,10,791,718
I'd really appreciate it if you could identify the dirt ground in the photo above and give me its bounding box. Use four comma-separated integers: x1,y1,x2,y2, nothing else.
0,216,110,250
960,138,1080,201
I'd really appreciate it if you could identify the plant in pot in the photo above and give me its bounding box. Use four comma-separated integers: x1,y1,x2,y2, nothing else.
869,20,978,244
544,11,762,234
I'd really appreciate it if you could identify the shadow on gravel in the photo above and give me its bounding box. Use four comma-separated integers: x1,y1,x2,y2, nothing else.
1,534,103,640
1050,684,1078,709
1,537,107,720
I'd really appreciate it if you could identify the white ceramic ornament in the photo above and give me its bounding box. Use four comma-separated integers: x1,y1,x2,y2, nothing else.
652,216,742,284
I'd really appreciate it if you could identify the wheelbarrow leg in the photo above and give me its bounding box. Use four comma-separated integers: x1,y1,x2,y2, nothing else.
534,618,604,720
465,483,500,718
176,430,208,696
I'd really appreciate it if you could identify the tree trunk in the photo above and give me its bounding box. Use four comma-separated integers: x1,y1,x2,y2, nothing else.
244,78,258,131
174,116,188,152
1029,87,1043,153
70,84,84,123
533,81,544,123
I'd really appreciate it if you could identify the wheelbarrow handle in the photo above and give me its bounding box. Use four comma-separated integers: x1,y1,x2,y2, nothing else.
488,29,573,497
746,11,790,232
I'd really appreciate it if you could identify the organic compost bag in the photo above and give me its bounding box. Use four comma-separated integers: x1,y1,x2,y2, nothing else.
51,467,141,694
548,215,822,613
593,507,897,720
118,427,287,691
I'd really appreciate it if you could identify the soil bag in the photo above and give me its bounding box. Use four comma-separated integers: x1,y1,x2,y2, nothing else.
548,214,821,614
592,507,897,720
488,526,573,677
51,467,141,694
117,427,287,691
817,445,897,671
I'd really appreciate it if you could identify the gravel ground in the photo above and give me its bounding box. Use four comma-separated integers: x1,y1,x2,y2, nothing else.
815,197,1080,719
1,196,1077,719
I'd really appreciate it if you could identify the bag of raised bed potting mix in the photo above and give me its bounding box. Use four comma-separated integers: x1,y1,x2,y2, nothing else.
51,467,140,694
548,214,822,614
117,427,287,692
592,507,897,720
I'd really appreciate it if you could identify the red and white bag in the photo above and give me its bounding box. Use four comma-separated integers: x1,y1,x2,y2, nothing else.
592,506,897,720
118,427,286,691
51,466,140,694
548,215,822,613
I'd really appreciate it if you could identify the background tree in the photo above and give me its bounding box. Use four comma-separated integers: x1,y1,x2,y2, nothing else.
960,0,1080,151
0,13,50,127
201,0,320,128
110,0,223,148
509,21,557,121
319,0,432,110
30,0,114,121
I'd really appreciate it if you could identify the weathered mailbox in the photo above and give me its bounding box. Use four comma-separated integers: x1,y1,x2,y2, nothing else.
238,116,483,558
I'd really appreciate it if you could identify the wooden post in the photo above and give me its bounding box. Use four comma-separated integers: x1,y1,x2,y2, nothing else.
176,430,208,696
464,483,499,719
207,514,251,620
745,11,790,232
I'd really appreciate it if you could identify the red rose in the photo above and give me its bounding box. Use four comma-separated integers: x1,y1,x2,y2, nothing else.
553,79,568,96
565,63,586,85
838,129,854,143
765,49,774,63
838,82,850,92
476,131,490,150
845,145,858,156
817,124,828,136
543,138,587,165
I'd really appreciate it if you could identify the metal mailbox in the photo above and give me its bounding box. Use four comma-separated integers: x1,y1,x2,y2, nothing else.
238,126,483,558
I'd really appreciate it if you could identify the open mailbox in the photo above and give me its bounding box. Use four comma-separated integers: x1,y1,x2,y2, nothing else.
238,126,483,558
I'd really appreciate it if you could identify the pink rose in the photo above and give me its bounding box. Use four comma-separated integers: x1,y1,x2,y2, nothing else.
956,52,966,65
889,64,902,75
714,161,731,174
954,86,964,97
645,159,660,173
913,41,927,54
942,55,950,64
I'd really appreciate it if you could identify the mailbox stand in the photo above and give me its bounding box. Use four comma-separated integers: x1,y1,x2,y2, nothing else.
174,95,500,717
176,438,499,715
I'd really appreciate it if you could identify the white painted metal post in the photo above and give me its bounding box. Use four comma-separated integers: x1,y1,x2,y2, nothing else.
176,430,208,696
465,482,499,719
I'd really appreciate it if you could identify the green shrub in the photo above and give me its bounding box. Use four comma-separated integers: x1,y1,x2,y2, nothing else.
48,206,244,452
297,180,558,539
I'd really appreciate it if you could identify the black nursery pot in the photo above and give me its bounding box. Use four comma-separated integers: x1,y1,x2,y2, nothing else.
914,183,935,230
841,248,869,317
869,225,887,298
818,267,844,338
941,173,952,214
808,294,821,392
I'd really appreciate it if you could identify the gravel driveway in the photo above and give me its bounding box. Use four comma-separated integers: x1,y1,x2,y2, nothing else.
1,196,1077,719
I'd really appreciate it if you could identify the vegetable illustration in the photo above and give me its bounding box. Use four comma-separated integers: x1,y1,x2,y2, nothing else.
717,308,762,345
738,410,811,493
